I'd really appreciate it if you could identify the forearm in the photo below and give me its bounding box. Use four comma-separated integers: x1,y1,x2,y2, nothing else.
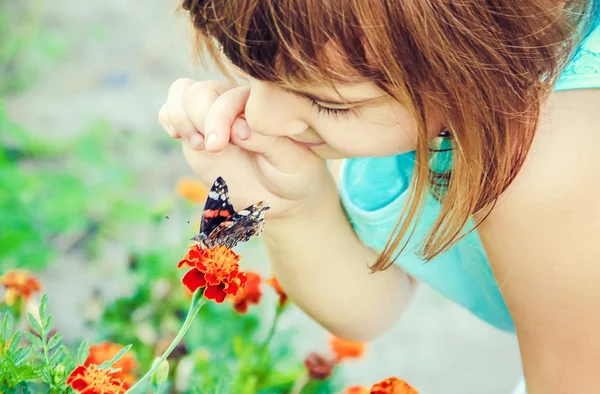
263,185,416,341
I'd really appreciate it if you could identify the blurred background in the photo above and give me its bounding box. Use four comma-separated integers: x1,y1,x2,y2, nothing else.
1,0,523,393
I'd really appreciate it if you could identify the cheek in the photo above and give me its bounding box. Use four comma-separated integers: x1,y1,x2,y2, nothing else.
321,104,419,157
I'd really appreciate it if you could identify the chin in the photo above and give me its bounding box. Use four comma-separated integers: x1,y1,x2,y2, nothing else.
310,145,349,160
315,151,349,160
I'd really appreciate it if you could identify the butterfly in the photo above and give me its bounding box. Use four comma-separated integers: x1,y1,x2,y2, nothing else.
191,177,270,249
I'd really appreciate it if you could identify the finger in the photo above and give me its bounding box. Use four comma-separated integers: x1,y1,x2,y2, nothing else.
158,103,180,138
166,78,201,147
203,86,251,152
182,80,237,151
230,117,317,172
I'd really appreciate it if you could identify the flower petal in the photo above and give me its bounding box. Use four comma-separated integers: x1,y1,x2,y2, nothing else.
329,335,366,362
234,300,248,314
176,179,208,203
182,269,207,293
224,281,240,296
343,386,370,394
266,276,288,306
67,366,87,384
204,272,220,286
188,244,203,259
204,284,227,303
370,377,418,394
177,258,193,269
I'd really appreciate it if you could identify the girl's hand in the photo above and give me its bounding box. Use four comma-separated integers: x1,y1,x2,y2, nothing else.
158,78,334,219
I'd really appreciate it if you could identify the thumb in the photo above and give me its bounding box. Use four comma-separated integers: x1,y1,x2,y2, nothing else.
230,118,320,172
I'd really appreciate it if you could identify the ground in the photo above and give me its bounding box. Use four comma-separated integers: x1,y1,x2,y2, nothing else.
6,0,522,392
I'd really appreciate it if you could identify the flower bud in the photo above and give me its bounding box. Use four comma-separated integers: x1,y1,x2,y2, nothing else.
54,364,66,384
303,352,335,380
150,358,170,386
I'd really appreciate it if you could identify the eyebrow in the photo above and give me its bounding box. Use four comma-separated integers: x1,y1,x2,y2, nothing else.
284,88,382,106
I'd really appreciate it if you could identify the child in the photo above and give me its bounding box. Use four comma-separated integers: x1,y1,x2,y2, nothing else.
158,1,600,392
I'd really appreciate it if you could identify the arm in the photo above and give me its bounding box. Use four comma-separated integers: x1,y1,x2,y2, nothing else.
477,89,600,393
263,178,416,341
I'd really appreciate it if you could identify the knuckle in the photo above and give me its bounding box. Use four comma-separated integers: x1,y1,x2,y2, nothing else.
183,82,225,129
183,80,221,105
168,78,195,97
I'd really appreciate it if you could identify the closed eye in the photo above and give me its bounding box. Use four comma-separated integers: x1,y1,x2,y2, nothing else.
284,88,355,119
306,98,353,119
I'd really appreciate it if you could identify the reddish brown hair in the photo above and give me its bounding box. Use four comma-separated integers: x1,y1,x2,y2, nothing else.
181,0,599,269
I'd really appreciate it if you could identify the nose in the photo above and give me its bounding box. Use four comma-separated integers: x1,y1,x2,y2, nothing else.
243,80,308,137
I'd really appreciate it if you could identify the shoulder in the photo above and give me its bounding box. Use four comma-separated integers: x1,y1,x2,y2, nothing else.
476,88,600,392
478,88,600,247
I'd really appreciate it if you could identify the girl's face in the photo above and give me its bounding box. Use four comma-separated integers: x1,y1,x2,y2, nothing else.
231,65,443,160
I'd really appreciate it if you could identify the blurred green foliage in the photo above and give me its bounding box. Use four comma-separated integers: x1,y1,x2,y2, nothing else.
0,295,90,393
0,0,66,94
0,114,156,271
0,1,120,271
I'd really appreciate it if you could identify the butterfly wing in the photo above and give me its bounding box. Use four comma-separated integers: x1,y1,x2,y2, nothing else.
193,177,235,243
202,201,270,249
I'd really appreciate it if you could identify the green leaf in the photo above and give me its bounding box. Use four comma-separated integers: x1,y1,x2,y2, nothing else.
8,330,21,353
76,339,90,364
43,315,52,333
50,345,70,365
39,294,48,321
98,344,132,370
27,313,42,335
46,332,62,350
1,312,13,342
12,347,32,364
24,331,43,349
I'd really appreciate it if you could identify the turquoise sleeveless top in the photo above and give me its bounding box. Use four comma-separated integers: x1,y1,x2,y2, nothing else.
339,25,600,333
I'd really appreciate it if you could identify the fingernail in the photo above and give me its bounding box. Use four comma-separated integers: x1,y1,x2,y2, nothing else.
205,133,217,147
235,119,251,140
190,133,204,147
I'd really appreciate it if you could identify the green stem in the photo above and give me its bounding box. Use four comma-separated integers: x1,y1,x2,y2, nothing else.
42,325,50,367
290,374,311,394
127,289,207,393
260,303,284,350
255,304,285,389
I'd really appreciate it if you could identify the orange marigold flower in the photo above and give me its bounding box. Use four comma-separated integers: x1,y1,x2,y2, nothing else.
303,352,335,380
232,272,262,314
0,270,41,306
67,364,129,393
178,244,247,303
176,178,208,203
370,377,418,394
265,276,288,306
342,386,370,394
329,335,366,363
85,342,137,386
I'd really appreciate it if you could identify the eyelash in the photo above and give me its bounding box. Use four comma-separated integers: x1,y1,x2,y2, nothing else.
307,98,352,119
